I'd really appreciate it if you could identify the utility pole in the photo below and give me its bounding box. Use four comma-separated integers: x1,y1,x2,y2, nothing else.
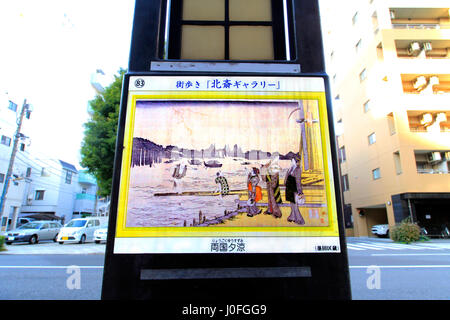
0,99,30,231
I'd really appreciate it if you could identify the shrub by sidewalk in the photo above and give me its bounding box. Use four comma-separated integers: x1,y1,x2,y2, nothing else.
0,235,6,252
390,218,428,244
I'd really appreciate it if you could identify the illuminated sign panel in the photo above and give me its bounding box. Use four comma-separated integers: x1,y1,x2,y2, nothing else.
113,75,340,254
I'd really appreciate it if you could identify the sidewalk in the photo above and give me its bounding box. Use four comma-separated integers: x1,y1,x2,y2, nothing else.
0,241,106,255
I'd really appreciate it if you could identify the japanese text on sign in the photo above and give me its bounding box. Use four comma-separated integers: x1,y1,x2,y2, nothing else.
175,79,281,91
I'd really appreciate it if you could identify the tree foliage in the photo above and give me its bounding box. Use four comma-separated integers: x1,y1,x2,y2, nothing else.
80,69,125,197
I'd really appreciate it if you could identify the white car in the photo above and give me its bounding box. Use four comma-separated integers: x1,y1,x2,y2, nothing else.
371,224,389,237
57,218,101,244
94,223,108,244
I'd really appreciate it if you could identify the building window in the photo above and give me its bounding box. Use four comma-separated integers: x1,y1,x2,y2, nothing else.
65,171,72,184
81,187,87,194
387,112,396,135
35,190,45,200
167,0,290,60
0,173,5,184
355,39,362,53
12,175,19,186
372,11,379,33
1,135,12,147
26,167,32,178
368,132,376,145
342,174,349,191
359,68,367,82
352,12,359,25
339,146,346,163
20,143,25,152
372,168,381,180
8,101,17,112
363,100,370,113
393,151,402,175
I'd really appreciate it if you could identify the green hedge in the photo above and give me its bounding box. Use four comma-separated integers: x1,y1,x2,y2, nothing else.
0,235,5,252
390,218,421,244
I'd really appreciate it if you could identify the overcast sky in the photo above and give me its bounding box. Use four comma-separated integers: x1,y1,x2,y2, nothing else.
0,0,135,166
0,0,345,167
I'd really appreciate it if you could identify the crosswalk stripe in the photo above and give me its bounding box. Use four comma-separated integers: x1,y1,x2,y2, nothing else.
359,242,428,250
410,244,447,250
355,243,403,250
347,244,384,250
346,245,365,251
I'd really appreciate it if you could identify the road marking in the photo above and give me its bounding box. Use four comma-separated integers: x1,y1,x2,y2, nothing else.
347,242,448,251
346,245,365,251
2,265,449,270
348,244,384,250
355,243,403,250
0,266,103,269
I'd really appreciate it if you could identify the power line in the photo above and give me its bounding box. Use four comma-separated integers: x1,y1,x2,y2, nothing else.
12,157,95,198
12,155,92,195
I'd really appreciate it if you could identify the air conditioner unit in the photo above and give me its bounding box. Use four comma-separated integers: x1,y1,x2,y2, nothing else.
429,76,439,86
408,42,421,56
436,112,447,123
420,113,433,126
414,76,428,91
423,42,432,52
427,152,442,163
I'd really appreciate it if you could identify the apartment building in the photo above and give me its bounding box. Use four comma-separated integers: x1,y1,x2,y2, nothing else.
20,159,102,224
320,0,450,237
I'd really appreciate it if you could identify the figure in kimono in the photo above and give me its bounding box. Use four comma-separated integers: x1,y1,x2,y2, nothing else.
247,167,262,217
172,161,187,194
261,157,283,218
214,171,230,197
284,156,306,225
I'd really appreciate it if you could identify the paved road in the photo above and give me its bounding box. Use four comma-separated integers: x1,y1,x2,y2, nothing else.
1,237,450,300
346,237,450,300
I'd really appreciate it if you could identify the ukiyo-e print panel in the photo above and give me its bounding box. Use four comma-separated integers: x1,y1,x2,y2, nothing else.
125,99,330,230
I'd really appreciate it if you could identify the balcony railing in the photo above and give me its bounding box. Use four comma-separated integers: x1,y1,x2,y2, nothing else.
78,171,97,185
409,127,450,133
76,193,96,201
417,168,449,174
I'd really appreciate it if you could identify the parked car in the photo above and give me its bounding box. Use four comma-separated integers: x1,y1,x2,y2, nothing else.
371,224,389,237
5,221,62,245
94,223,108,244
16,217,36,227
57,218,101,244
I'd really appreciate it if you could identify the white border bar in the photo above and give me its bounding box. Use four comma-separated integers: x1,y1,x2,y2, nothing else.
129,75,325,92
114,237,341,254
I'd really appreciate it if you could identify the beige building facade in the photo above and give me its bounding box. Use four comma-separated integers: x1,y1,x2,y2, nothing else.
320,0,450,237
